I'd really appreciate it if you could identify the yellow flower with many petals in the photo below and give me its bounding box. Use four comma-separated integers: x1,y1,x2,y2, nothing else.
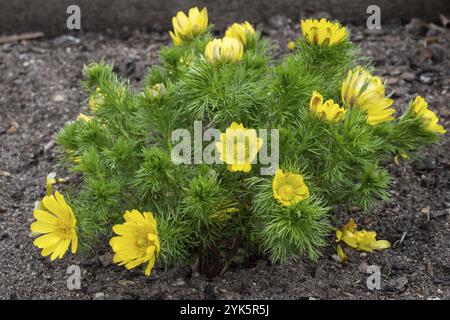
204,37,244,64
411,96,446,134
336,218,390,257
215,122,263,173
341,66,395,125
301,18,348,47
225,21,256,47
31,191,78,260
169,7,208,46
272,169,310,206
349,229,391,252
110,210,160,276
88,87,105,111
310,91,347,122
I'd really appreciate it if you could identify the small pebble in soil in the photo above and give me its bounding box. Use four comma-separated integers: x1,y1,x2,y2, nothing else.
52,94,65,102
401,72,416,81
419,73,434,85
388,275,409,291
43,140,56,152
0,171,12,177
172,279,185,287
94,292,105,300
98,252,113,267
6,121,19,134
119,280,135,287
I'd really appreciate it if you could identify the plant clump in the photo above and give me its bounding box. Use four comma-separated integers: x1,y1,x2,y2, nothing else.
30,7,446,277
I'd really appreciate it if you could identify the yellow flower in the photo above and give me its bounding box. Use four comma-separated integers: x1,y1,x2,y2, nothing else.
169,7,208,46
225,21,255,47
205,37,244,64
76,113,92,122
287,41,296,50
351,229,391,252
150,83,166,97
215,122,263,173
88,87,105,111
336,217,357,242
110,210,160,276
341,66,395,125
411,96,446,134
310,90,347,122
301,18,348,47
336,218,390,255
31,191,78,260
272,169,310,206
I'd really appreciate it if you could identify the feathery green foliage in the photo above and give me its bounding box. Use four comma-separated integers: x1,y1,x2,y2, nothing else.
52,18,444,274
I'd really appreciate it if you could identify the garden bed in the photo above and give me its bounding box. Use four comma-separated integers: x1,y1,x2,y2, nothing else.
0,19,449,299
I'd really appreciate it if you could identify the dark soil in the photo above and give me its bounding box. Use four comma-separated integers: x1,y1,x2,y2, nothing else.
0,19,449,300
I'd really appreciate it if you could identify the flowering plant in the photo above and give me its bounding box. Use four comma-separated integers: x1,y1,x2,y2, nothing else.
31,7,445,277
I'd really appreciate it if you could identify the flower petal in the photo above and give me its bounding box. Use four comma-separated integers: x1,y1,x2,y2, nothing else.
33,209,58,224
31,221,55,234
34,233,60,248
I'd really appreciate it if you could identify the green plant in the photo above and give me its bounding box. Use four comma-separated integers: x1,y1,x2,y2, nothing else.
34,9,445,277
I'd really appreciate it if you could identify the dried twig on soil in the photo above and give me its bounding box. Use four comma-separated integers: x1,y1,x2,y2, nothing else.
0,32,44,44
393,231,408,248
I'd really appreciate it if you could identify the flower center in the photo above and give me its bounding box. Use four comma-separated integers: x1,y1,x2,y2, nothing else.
279,184,294,199
56,222,72,239
136,238,148,248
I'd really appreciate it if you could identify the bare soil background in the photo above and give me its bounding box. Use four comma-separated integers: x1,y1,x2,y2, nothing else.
2,0,449,36
0,18,449,300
